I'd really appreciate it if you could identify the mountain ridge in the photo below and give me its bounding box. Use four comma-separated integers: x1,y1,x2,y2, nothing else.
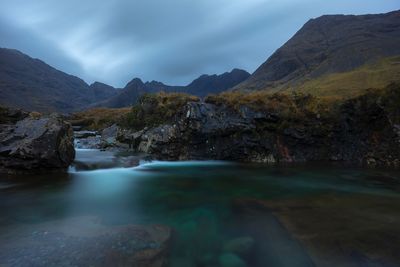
235,10,400,93
92,69,250,108
0,47,249,112
0,48,118,113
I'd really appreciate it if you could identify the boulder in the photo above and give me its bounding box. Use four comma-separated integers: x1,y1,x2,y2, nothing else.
0,110,75,171
101,124,119,146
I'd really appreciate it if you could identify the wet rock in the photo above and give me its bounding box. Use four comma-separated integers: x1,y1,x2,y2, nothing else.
0,110,75,171
78,137,102,149
101,124,119,146
74,130,98,139
256,195,400,267
223,236,255,255
0,216,172,267
219,253,247,267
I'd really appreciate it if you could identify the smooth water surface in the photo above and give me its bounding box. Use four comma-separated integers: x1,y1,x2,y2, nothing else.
1,149,400,267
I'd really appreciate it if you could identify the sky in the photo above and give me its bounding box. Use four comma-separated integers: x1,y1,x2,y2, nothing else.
0,0,399,88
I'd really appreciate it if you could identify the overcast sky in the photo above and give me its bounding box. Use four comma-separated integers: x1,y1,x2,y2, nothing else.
0,0,398,87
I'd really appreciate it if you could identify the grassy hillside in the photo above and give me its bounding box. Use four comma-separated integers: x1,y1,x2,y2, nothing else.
284,56,400,98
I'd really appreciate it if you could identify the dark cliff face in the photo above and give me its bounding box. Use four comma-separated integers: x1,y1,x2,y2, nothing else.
125,84,400,166
236,10,400,91
0,48,117,113
93,69,250,108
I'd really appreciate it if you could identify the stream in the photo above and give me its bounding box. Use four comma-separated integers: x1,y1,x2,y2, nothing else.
1,134,400,266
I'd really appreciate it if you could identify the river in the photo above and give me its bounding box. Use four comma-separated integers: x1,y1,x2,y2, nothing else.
1,147,400,266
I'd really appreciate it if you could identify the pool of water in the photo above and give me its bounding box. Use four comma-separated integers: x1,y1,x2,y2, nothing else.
1,149,400,266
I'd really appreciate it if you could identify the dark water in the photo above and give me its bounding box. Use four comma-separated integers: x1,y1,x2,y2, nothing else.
1,149,400,267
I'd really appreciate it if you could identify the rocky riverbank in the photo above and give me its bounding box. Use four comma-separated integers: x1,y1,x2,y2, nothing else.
0,107,75,172
96,84,400,167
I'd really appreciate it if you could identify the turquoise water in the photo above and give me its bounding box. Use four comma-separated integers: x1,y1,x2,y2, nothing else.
1,149,400,266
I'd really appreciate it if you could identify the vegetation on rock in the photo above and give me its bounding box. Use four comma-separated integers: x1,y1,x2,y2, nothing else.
119,92,199,130
69,107,131,130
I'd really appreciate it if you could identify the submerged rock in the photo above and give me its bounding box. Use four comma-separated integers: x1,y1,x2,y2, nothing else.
0,216,172,267
0,108,75,171
223,236,255,255
219,253,247,267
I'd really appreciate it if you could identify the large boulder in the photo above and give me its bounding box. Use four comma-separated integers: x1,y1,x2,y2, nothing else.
0,109,75,171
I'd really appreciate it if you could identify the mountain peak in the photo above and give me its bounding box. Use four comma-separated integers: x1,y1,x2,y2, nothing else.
235,10,400,91
126,78,144,88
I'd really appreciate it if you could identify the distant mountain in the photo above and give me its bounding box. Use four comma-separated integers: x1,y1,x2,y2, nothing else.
93,78,148,108
0,48,117,113
184,69,250,97
89,82,118,102
93,69,250,108
235,10,400,94
0,47,248,111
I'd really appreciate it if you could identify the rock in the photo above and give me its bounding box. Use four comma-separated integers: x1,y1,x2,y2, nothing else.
0,106,28,123
123,84,400,166
101,124,119,146
72,125,82,131
218,253,247,267
0,110,75,171
74,135,102,149
74,130,98,139
0,216,172,267
223,236,255,255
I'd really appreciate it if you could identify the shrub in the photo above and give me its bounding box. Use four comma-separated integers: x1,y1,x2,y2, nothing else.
70,108,131,130
119,92,199,130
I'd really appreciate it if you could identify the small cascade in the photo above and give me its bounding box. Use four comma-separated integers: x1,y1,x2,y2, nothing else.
73,128,102,149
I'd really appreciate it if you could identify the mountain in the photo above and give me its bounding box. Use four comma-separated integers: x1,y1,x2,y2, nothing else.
235,10,400,94
89,82,118,102
94,69,250,108
93,78,148,108
184,69,250,97
0,47,248,111
0,48,117,113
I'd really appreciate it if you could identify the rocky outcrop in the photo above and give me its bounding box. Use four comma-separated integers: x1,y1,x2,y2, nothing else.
0,108,75,171
120,86,400,166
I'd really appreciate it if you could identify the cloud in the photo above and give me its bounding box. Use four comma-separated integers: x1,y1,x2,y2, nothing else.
0,0,398,87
